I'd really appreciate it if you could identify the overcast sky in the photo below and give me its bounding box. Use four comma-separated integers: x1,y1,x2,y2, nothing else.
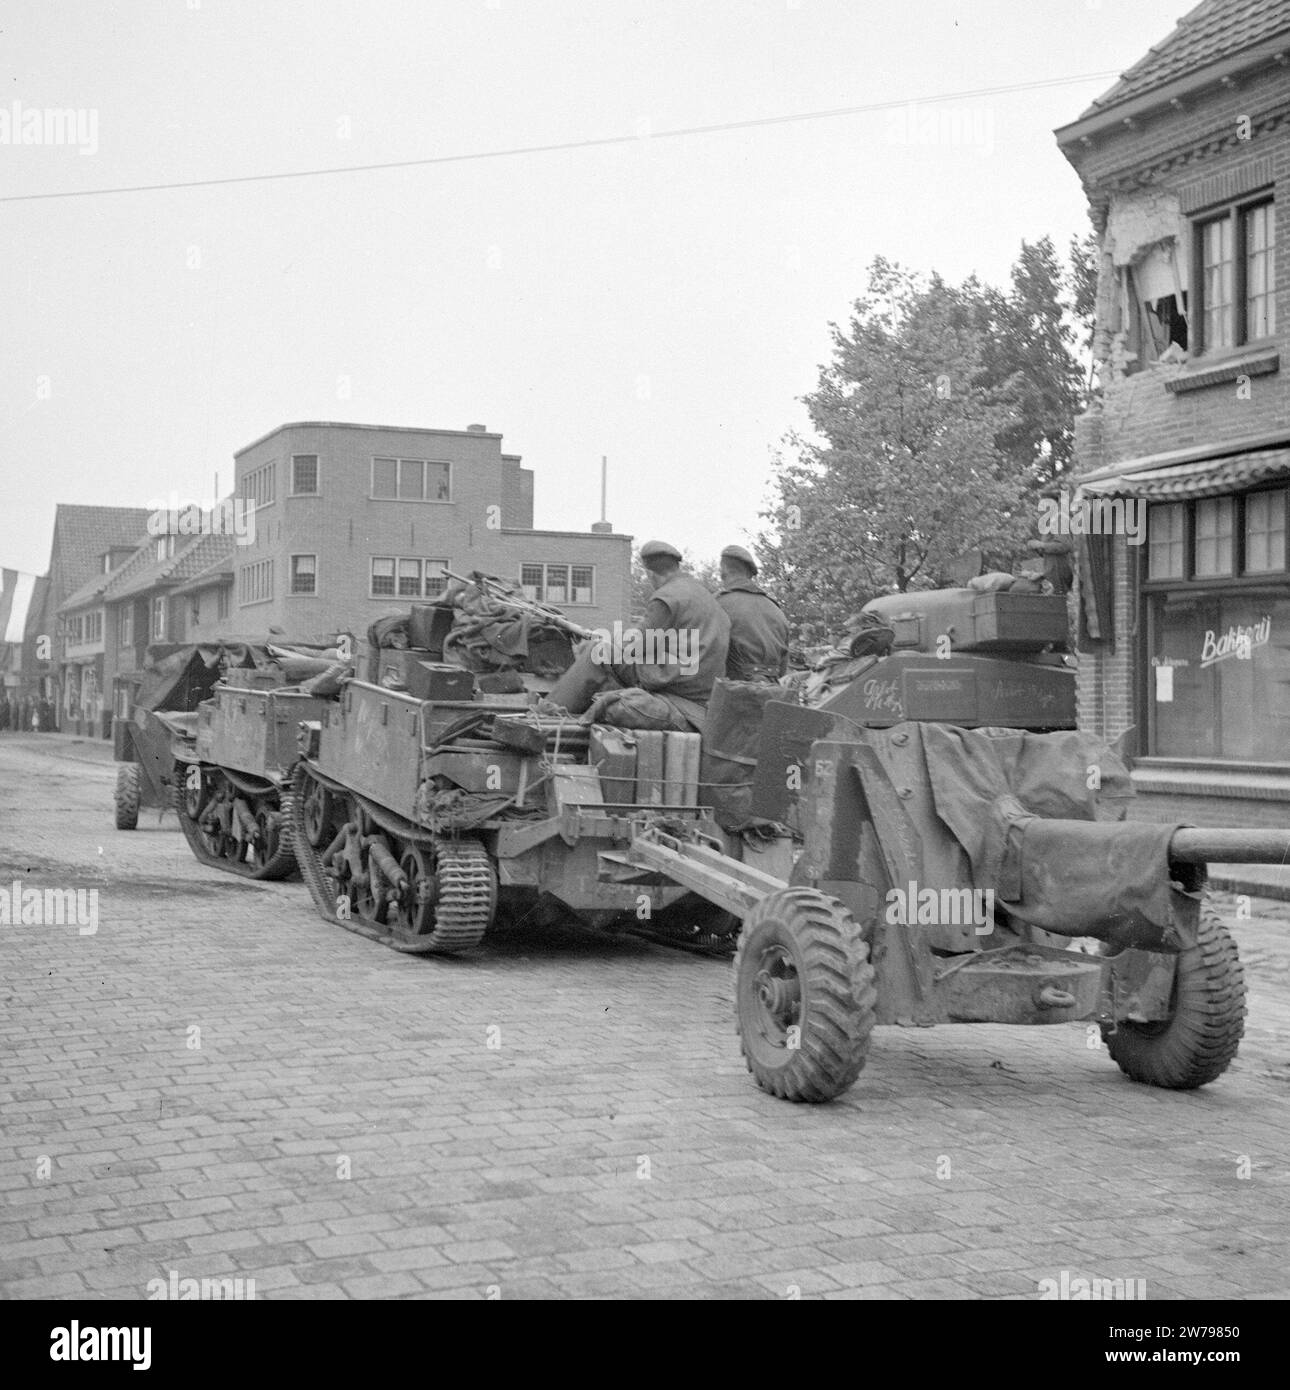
1,0,1187,577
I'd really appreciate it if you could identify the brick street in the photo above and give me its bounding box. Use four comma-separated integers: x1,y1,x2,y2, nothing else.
2,733,1289,1301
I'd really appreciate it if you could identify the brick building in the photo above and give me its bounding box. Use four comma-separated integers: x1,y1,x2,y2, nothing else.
229,422,631,638
12,505,153,732
1055,0,1290,827
56,530,237,737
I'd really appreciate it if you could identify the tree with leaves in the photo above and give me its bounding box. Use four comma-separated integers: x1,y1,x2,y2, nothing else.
757,259,1032,640
759,242,1096,641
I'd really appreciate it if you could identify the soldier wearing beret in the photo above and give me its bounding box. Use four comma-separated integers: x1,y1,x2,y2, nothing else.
543,540,730,729
716,546,790,684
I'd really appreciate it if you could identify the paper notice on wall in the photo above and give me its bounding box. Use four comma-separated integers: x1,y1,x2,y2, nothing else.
1155,664,1174,703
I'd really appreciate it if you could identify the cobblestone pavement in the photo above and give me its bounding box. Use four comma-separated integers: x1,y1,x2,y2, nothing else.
2,733,1289,1301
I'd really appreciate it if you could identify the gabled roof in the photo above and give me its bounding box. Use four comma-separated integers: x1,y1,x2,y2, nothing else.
169,548,236,597
1080,0,1290,118
102,532,237,604
47,505,152,606
59,567,116,614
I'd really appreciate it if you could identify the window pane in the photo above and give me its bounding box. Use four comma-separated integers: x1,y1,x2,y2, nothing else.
1148,503,1185,579
1244,490,1286,574
1245,203,1276,340
571,565,593,603
426,462,450,501
1194,498,1233,577
398,459,424,500
423,560,448,598
373,458,398,498
398,558,422,596
371,557,395,596
291,555,317,594
292,455,319,493
544,564,569,603
520,564,544,601
1202,217,1233,349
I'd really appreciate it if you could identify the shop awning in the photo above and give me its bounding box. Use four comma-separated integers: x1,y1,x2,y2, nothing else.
1080,447,1290,501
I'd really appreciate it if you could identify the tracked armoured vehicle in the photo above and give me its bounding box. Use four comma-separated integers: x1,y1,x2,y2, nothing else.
157,579,1285,1104
160,641,348,879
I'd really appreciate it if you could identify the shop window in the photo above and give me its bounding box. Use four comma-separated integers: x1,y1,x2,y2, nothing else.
1150,592,1289,760
1147,503,1185,579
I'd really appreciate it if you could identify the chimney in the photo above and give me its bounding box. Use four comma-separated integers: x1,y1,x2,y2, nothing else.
466,423,487,433
591,454,612,532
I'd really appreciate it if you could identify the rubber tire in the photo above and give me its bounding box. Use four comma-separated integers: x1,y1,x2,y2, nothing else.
1104,904,1245,1090
115,764,141,830
734,887,877,1103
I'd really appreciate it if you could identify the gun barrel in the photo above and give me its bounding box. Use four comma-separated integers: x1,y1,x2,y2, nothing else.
1168,828,1290,866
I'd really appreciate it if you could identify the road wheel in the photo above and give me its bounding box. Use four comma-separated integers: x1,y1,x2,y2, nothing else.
1104,904,1245,1089
734,887,876,1103
114,764,141,830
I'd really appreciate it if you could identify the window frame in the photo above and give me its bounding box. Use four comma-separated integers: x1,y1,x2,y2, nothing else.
1192,192,1276,356
238,558,274,607
518,561,596,606
151,595,167,642
369,456,452,504
289,553,318,596
290,454,320,496
240,461,278,512
369,555,451,600
1143,489,1290,595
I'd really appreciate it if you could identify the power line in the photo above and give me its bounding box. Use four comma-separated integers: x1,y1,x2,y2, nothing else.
0,71,1119,206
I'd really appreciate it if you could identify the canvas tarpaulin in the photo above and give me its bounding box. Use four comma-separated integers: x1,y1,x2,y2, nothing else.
914,724,1194,948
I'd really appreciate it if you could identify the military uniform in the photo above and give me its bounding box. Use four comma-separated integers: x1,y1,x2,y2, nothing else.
544,541,730,730
716,547,789,685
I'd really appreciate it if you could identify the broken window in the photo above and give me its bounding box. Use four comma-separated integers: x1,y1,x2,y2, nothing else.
1145,292,1188,354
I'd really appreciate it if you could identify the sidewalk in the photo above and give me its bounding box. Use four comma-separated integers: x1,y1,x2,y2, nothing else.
0,731,116,767
1209,862,1290,903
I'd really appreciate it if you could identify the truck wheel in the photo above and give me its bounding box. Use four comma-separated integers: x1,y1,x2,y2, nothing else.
1104,904,1245,1089
114,764,141,830
734,887,876,1103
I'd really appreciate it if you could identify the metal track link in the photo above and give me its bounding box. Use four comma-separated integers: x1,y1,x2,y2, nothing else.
177,764,298,881
290,761,495,955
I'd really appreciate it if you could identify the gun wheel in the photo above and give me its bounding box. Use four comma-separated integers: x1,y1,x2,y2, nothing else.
1103,903,1245,1089
114,764,141,830
734,887,876,1103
